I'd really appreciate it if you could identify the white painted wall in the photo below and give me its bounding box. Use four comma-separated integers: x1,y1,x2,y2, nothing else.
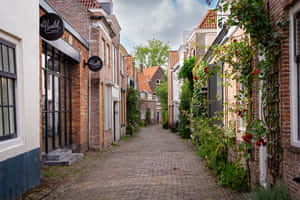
0,0,40,161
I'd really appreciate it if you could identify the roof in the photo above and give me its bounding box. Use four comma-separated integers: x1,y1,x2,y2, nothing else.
168,51,179,69
143,66,160,80
197,10,217,29
137,73,152,93
126,56,133,77
137,66,161,93
76,0,101,9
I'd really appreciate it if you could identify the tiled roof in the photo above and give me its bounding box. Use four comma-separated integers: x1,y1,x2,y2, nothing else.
197,10,217,29
76,0,101,9
137,66,161,93
137,73,152,93
143,66,160,80
168,51,179,69
126,56,133,77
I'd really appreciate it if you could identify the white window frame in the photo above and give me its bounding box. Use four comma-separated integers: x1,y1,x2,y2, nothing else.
101,39,105,62
105,86,112,130
290,2,300,147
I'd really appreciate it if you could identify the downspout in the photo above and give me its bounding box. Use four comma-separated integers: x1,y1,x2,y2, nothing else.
88,24,93,150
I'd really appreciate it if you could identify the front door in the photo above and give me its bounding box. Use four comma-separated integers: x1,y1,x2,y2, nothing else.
157,112,159,123
42,42,73,153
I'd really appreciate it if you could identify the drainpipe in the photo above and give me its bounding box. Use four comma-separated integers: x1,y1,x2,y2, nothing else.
88,24,94,150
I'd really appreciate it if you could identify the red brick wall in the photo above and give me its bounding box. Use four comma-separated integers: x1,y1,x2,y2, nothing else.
46,0,89,41
40,7,89,153
263,1,300,199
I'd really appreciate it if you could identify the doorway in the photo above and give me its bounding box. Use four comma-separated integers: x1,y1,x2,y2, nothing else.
42,42,73,154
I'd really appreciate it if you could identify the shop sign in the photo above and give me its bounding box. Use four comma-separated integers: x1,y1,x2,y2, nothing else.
40,13,64,41
85,56,103,72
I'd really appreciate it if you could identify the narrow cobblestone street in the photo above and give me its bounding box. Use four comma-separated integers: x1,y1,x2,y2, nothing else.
45,125,246,200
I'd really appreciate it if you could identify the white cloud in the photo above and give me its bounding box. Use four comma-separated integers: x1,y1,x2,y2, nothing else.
114,0,209,53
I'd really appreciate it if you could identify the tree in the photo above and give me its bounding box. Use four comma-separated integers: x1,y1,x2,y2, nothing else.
134,39,169,68
155,80,168,128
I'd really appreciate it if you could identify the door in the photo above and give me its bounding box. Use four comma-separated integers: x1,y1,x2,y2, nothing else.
113,102,120,142
157,112,159,123
42,42,73,153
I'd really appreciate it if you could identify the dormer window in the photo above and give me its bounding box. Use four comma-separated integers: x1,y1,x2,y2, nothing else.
156,79,161,85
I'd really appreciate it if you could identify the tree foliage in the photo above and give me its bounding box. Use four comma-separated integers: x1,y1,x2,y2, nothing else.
126,87,139,135
155,80,168,127
134,39,169,68
179,57,196,91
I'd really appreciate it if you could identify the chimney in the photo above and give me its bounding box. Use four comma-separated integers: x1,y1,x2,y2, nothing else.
140,64,143,73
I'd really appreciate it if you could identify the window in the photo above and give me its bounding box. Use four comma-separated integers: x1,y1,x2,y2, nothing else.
105,86,112,130
140,93,145,99
291,7,300,146
101,39,105,62
156,79,161,85
106,44,110,66
41,42,72,153
0,40,17,141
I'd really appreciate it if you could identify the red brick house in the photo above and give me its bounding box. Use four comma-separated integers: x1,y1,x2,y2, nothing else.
137,66,165,124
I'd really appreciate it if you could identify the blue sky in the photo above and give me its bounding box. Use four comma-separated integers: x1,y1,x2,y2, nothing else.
114,0,217,54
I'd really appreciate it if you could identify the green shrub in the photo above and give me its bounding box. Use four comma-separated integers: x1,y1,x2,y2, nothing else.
250,184,290,200
139,121,145,127
126,125,133,136
178,81,192,138
218,162,248,192
162,121,168,129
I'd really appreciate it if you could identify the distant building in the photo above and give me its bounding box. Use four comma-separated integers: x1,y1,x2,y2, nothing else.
137,66,165,124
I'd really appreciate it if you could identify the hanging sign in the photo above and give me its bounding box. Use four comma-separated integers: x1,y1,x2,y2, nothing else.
85,56,103,72
40,13,64,41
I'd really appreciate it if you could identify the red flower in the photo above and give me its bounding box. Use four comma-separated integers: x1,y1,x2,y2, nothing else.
252,69,261,75
256,141,261,146
204,66,209,74
193,75,197,81
223,45,226,49
242,136,251,143
230,7,232,11
235,50,238,56
233,39,237,43
246,133,253,140
243,109,248,112
258,137,264,142
237,110,241,116
262,141,267,146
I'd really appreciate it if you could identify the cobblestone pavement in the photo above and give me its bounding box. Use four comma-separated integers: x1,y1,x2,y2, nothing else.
26,125,248,200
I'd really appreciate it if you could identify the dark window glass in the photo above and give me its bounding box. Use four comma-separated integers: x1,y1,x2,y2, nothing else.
0,40,17,141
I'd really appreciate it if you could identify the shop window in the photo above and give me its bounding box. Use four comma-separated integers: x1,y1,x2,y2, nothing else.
0,40,17,141
41,42,72,153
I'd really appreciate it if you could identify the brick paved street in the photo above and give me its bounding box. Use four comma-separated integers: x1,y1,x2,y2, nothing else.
43,125,244,200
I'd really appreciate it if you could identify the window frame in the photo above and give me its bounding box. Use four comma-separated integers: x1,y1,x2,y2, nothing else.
290,3,300,147
0,39,17,141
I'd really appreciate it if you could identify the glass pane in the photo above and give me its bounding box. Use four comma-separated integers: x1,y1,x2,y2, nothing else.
55,112,59,147
9,107,15,134
54,59,59,73
47,74,53,111
54,76,59,111
42,53,46,69
48,112,53,137
8,79,13,106
61,111,65,145
2,45,9,72
42,70,46,111
8,48,15,73
3,107,9,134
0,45,2,70
296,14,300,57
0,107,3,136
2,78,8,106
61,78,65,111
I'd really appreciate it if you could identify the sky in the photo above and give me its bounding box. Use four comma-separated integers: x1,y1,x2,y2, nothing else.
113,0,217,54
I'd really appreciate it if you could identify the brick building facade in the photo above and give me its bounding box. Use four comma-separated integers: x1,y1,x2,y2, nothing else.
137,66,165,124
